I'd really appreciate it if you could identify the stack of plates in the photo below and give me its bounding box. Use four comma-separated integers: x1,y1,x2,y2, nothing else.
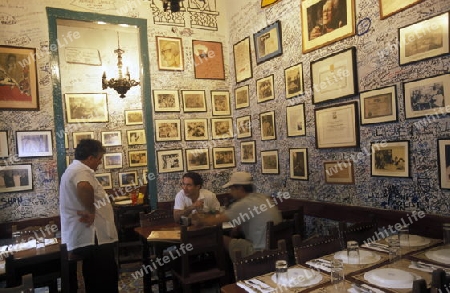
425,248,450,264
364,268,418,288
271,268,322,287
334,250,381,264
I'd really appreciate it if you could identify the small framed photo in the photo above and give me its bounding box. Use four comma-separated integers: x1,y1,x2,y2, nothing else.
212,147,236,169
72,132,94,148
95,173,112,189
240,140,256,164
16,130,53,158
438,139,450,189
236,115,252,139
379,0,422,19
192,40,225,80
290,148,308,180
286,103,306,137
104,152,123,170
157,149,184,173
184,118,209,141
324,160,354,184
211,90,231,116
253,20,283,64
185,148,210,171
211,118,234,140
235,85,250,109
153,90,180,112
256,75,275,103
155,119,181,142
129,150,147,167
285,63,304,98
119,171,138,187
156,36,184,71
360,85,397,125
101,131,122,147
371,140,410,178
127,129,146,145
261,150,279,174
181,90,207,112
260,111,276,140
64,93,108,123
233,37,253,83
0,131,9,158
0,164,33,193
124,109,143,125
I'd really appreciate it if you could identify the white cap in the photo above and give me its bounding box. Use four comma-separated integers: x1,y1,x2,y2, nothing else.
222,172,253,188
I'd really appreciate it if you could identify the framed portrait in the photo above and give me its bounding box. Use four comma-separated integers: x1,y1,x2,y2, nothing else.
290,148,308,180
399,12,449,66
315,102,359,149
153,90,180,112
129,150,147,167
240,140,256,164
261,150,279,174
380,0,423,19
156,36,184,71
211,90,231,116
236,115,252,139
155,119,181,142
285,63,304,98
0,46,39,110
101,131,122,147
286,103,306,137
437,139,450,189
0,131,9,158
324,160,354,184
64,93,108,123
0,164,33,193
371,140,410,178
157,149,184,173
233,37,253,83
72,131,94,148
95,173,112,189
119,171,138,187
185,148,210,171
311,47,358,104
212,147,235,169
16,130,53,158
103,152,123,169
181,90,207,112
260,111,276,141
235,85,250,109
127,129,146,145
192,40,225,80
403,74,450,119
211,118,234,140
184,118,209,141
301,0,355,53
256,75,275,103
360,85,397,125
253,20,283,64
124,109,143,125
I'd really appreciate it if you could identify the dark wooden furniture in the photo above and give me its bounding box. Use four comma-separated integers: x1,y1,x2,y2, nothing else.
338,219,378,247
292,234,342,265
60,243,83,293
0,273,33,293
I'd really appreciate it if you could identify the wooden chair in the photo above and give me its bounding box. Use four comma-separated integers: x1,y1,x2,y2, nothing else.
412,279,428,293
338,218,377,247
60,243,84,293
292,234,343,264
0,273,34,293
431,268,450,293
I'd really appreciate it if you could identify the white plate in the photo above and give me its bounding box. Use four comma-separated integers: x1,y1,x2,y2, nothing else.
385,235,430,247
271,268,322,287
334,250,381,264
425,248,450,264
364,268,417,288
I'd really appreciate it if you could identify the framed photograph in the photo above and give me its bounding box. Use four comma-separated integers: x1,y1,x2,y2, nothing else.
399,12,449,66
119,171,138,187
240,141,256,164
185,148,210,171
64,133,69,149
301,0,355,53
155,119,181,142
181,90,207,112
260,111,276,141
236,115,252,139
211,90,231,116
142,170,148,184
360,85,397,125
127,129,146,145
311,47,357,104
371,140,410,178
235,85,250,109
315,102,359,149
211,118,234,140
437,139,450,189
285,63,304,98
16,130,53,158
324,160,355,184
253,20,283,64
233,37,253,83
290,148,308,180
124,109,143,125
0,131,9,158
95,173,112,189
212,147,236,169
404,74,450,119
129,150,147,167
261,150,279,174
157,149,184,173
256,75,275,103
0,46,39,110
0,164,32,193
286,103,306,137
184,118,209,141
153,90,180,112
64,93,108,123
156,36,184,71
101,131,122,147
192,40,225,80
72,132,94,148
103,152,123,170
380,0,423,19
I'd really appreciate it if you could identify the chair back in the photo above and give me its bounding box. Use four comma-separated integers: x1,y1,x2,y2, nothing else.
338,218,377,247
0,274,34,293
413,279,428,293
431,268,450,293
292,234,342,264
139,209,174,227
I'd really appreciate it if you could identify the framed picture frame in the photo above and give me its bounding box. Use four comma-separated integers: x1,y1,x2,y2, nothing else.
129,150,147,167
324,160,355,184
192,40,225,80
64,93,109,123
185,148,210,171
0,164,33,193
233,37,253,83
184,118,209,141
124,109,143,125
235,85,250,109
379,0,423,19
119,171,138,187
0,131,9,158
156,36,184,71
101,131,122,147
0,46,39,110
157,149,184,173
253,20,283,64
95,173,112,189
315,102,359,149
142,170,148,184
285,63,304,98
360,85,397,125
211,90,231,116
403,74,450,119
371,140,410,178
437,139,450,189
103,152,123,170
181,90,207,112
212,147,236,169
127,129,146,145
155,119,181,142
153,90,180,112
236,115,252,139
399,12,449,66
256,75,275,103
260,111,276,141
64,133,68,149
290,148,308,180
211,118,234,140
301,0,355,53
311,47,357,104
240,140,256,164
16,130,53,158
286,103,306,137
72,132,94,148
261,150,279,174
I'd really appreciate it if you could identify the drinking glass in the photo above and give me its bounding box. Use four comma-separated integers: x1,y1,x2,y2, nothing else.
330,259,345,292
398,226,410,247
346,240,360,265
388,237,401,263
275,259,289,286
443,223,450,246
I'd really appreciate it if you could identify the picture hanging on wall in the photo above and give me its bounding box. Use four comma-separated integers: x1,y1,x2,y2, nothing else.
184,118,209,141
157,149,184,173
185,148,210,171
119,171,138,187
236,115,252,139
156,36,184,71
289,148,308,180
65,93,109,123
95,173,112,189
212,147,235,169
124,109,143,125
104,152,123,169
127,129,146,145
192,40,225,80
261,0,280,8
360,85,398,125
260,111,276,141
101,131,122,147
253,20,283,64
379,0,423,19
181,90,207,112
324,160,354,184
73,131,94,148
233,37,253,83
155,119,181,142
437,139,450,189
240,140,256,164
285,63,304,99
129,150,147,167
211,118,234,140
0,131,9,158
286,103,306,137
153,90,180,112
0,164,32,193
235,85,249,109
256,74,275,103
371,140,410,178
261,150,279,174
211,90,231,116
16,130,53,158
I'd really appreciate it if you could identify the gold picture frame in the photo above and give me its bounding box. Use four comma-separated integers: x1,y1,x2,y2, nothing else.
379,0,423,19
235,85,249,109
156,36,184,71
64,93,109,123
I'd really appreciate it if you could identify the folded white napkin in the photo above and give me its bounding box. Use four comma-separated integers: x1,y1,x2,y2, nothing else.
305,259,332,272
237,281,257,293
44,238,58,246
361,283,384,293
409,263,433,273
361,243,389,253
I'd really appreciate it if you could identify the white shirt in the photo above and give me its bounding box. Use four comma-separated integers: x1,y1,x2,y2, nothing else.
173,189,220,214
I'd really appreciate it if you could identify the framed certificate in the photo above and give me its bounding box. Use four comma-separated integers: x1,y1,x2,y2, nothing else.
360,85,397,125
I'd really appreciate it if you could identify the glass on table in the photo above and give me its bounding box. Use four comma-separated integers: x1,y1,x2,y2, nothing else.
330,259,345,292
346,240,360,265
388,237,401,264
275,259,289,285
398,225,410,247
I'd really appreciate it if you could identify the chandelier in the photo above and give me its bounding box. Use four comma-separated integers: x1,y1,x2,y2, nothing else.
102,33,139,98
